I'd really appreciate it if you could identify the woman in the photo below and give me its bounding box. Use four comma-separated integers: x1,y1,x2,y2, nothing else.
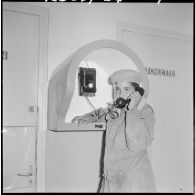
72,69,156,192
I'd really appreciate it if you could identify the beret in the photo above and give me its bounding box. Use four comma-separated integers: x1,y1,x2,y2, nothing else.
108,69,142,85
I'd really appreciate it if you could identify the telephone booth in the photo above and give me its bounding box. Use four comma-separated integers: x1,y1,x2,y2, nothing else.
47,39,149,132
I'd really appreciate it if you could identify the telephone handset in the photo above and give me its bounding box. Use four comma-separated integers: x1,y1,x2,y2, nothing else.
113,87,145,109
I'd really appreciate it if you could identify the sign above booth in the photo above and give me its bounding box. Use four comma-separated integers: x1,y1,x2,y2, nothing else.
145,66,176,77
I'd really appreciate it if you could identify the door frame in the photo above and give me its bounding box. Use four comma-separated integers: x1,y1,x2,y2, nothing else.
116,21,192,43
3,2,49,192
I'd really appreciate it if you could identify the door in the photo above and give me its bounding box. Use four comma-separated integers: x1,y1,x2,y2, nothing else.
118,23,193,192
3,7,40,192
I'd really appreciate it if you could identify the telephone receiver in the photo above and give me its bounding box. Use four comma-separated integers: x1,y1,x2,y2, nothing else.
113,87,145,109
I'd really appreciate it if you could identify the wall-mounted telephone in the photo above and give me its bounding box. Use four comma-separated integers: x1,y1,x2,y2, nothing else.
78,67,96,97
113,87,145,109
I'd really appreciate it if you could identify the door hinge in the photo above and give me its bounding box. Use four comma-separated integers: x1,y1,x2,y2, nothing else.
3,51,8,60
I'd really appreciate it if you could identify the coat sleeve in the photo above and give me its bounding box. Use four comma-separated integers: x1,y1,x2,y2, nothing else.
125,105,155,152
82,107,107,123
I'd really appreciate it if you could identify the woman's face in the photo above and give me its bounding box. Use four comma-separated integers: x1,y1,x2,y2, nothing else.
112,81,135,101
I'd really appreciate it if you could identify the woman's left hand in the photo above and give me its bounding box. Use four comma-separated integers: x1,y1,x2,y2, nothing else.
128,91,142,110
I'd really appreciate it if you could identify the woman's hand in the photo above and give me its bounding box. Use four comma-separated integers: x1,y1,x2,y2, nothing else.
71,115,98,125
128,91,142,110
71,116,85,125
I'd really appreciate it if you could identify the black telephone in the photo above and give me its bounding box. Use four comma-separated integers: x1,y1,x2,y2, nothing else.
113,87,144,109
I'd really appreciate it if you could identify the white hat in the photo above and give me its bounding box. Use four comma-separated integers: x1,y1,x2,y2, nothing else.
108,69,142,85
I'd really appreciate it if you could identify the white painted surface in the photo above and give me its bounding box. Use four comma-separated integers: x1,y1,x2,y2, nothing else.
2,8,40,192
46,131,104,192
24,3,193,77
86,48,138,76
3,9,39,126
3,3,49,192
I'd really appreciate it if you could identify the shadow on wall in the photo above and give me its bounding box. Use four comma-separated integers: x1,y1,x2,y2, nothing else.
97,131,106,192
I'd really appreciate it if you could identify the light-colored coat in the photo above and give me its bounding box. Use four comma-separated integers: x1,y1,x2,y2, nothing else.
82,103,156,192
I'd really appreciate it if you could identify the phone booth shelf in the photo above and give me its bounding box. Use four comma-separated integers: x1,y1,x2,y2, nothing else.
47,39,149,132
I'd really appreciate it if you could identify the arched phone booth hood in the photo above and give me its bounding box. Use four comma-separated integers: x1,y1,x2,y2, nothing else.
48,39,149,131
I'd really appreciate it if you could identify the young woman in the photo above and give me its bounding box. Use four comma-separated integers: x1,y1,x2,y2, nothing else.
72,69,156,192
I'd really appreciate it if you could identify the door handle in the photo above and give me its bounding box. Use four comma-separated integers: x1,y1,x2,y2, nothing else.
17,172,32,177
17,165,33,177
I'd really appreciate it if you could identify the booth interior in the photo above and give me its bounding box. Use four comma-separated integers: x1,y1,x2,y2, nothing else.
47,40,149,132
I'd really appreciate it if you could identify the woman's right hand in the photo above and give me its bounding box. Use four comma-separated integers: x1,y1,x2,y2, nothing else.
71,115,98,125
71,116,85,125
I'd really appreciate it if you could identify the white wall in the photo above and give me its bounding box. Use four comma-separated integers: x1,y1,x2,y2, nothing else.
25,2,193,192
25,3,193,77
